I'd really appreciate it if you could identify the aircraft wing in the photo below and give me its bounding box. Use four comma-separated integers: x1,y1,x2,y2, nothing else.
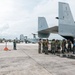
38,26,58,38
38,26,58,33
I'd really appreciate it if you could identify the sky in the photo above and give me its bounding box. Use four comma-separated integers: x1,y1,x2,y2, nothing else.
0,0,75,39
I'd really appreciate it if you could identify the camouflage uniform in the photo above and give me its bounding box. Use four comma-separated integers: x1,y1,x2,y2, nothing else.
67,40,72,52
51,39,56,54
62,39,66,54
38,39,42,53
42,39,45,53
57,40,61,53
44,39,49,54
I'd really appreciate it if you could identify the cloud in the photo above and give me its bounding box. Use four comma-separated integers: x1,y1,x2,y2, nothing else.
0,0,75,39
0,24,9,32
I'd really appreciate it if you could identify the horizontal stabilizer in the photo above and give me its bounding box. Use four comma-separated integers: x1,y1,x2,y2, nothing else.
38,26,58,38
38,26,58,33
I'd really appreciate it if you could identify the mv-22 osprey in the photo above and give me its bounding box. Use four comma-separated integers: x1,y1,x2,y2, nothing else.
38,2,75,43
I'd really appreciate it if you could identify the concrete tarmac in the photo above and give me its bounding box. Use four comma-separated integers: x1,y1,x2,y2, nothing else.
0,43,75,75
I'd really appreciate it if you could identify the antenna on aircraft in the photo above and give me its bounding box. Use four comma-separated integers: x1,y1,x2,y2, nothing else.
56,17,59,19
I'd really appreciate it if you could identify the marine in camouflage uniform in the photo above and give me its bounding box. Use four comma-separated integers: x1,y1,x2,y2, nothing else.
67,39,72,52
42,39,45,53
62,39,66,54
51,39,56,54
38,39,42,53
56,40,61,53
44,39,49,54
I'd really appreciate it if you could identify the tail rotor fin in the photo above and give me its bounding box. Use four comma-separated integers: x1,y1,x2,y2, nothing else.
38,17,50,38
59,2,75,40
59,2,74,25
38,17,48,31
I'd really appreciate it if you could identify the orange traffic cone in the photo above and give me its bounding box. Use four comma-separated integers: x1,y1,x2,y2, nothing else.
4,42,9,51
4,47,9,51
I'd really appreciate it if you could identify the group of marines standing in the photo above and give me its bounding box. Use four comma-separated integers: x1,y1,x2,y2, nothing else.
38,39,49,54
38,39,75,55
